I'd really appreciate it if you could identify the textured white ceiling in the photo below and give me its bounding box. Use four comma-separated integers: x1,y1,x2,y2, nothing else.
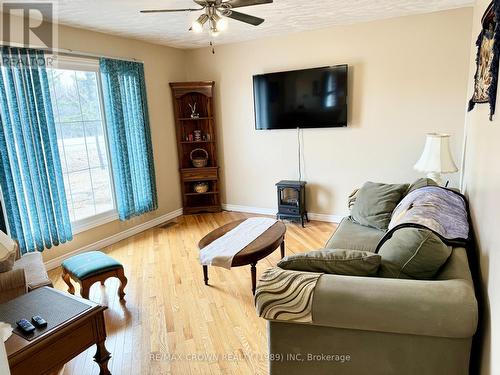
50,0,473,49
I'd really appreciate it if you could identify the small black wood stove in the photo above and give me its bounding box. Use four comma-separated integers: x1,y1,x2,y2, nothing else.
276,180,308,227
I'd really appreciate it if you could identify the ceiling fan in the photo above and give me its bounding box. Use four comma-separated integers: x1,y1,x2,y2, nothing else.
140,0,273,36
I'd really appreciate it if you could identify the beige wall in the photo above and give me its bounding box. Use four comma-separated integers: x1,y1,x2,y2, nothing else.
185,8,473,217
3,16,187,262
463,1,500,374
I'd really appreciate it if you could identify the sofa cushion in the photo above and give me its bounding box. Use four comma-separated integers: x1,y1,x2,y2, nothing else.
13,252,52,291
351,181,408,230
404,177,438,196
278,249,381,276
325,217,385,252
378,227,452,279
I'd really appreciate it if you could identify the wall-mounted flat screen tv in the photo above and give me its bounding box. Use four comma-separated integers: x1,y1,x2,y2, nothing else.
253,65,348,130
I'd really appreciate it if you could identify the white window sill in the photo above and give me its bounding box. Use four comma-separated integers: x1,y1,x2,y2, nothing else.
71,210,119,235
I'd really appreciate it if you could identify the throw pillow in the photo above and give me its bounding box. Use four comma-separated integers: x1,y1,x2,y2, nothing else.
348,188,359,211
0,231,16,273
404,178,438,196
278,249,381,276
351,181,409,230
378,227,452,279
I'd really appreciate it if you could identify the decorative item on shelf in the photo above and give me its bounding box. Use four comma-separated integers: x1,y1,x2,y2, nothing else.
414,133,458,186
194,182,209,194
190,148,209,168
188,133,194,142
194,129,202,141
185,135,190,142
206,133,211,141
189,102,200,119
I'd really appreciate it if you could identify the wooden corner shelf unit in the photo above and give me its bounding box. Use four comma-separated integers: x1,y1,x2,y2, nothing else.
170,81,221,214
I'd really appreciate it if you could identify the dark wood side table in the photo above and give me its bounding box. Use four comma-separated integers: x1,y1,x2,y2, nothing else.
3,287,111,375
198,219,287,294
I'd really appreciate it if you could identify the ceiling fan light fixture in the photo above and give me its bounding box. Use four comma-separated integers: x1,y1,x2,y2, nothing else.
191,13,208,33
216,16,228,31
191,22,203,33
209,17,218,33
143,0,271,37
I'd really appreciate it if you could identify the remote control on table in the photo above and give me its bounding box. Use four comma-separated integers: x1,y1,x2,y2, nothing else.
16,319,35,334
32,315,47,328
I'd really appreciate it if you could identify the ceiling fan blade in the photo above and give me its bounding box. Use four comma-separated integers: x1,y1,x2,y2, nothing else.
224,0,273,8
226,10,264,26
140,8,203,13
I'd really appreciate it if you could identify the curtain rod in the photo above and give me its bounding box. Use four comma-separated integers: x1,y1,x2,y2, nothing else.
51,47,143,63
1,41,143,63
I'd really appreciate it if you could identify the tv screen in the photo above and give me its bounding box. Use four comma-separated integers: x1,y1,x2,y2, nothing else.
253,65,348,130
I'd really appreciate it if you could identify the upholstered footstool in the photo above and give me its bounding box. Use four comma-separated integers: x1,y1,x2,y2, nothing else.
61,251,127,300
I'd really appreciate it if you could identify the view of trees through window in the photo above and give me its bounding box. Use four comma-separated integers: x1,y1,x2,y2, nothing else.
47,66,115,223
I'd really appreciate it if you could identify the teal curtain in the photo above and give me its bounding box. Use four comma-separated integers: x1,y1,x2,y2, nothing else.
99,58,157,220
0,47,72,254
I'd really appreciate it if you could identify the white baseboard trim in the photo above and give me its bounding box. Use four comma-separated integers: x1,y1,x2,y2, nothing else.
221,204,343,224
307,212,344,223
222,204,276,216
44,208,183,271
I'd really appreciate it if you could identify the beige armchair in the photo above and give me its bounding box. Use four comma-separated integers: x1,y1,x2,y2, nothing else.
0,240,52,304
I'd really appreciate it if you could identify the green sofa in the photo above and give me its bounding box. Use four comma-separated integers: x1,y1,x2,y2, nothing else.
266,216,478,374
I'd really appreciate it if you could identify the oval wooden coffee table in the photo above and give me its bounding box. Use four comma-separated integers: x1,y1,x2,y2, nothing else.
198,219,287,294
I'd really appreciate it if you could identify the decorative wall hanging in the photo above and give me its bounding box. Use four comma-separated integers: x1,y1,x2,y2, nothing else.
468,1,500,121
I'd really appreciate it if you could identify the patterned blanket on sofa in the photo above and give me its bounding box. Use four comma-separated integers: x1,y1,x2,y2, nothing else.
387,186,469,246
255,267,322,323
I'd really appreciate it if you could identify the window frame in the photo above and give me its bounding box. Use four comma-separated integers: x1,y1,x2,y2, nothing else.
49,55,118,234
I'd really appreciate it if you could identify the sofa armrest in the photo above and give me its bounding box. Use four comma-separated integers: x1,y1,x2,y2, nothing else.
0,268,27,303
312,274,477,339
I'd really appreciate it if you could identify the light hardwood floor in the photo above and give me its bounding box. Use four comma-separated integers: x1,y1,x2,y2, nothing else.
48,211,336,375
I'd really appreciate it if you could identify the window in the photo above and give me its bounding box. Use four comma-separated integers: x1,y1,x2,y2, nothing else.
47,57,116,232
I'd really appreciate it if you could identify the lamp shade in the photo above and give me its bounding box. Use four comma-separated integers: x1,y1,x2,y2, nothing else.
414,133,458,174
